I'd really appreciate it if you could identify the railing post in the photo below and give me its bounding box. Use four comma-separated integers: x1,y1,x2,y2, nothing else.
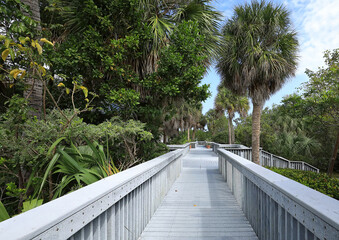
302,162,305,171
270,154,273,167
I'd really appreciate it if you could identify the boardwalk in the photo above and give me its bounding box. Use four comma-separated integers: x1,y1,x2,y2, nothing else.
140,146,258,240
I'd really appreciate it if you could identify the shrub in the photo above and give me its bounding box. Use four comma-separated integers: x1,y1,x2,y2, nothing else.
268,168,339,200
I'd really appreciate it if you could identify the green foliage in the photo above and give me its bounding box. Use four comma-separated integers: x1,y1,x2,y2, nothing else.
138,142,169,161
0,201,10,222
205,109,228,136
40,138,119,199
0,0,220,218
268,168,339,200
211,131,228,144
195,130,212,141
168,131,190,145
22,198,43,213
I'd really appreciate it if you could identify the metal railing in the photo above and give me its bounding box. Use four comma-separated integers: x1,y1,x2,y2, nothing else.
0,146,189,240
167,142,196,151
218,149,339,240
210,142,319,173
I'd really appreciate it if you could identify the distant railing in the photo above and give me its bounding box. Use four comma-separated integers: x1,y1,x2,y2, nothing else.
210,142,319,173
218,149,339,240
167,142,196,151
0,146,189,240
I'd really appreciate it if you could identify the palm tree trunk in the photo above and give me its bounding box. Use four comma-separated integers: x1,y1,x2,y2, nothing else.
231,121,235,144
327,131,339,176
22,0,42,119
187,127,190,142
227,117,232,144
192,127,196,141
252,101,263,164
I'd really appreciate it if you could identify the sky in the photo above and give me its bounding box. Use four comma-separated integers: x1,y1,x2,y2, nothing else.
201,0,339,114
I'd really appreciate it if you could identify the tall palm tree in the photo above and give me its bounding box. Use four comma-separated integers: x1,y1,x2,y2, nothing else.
216,0,298,164
21,0,43,119
215,86,249,144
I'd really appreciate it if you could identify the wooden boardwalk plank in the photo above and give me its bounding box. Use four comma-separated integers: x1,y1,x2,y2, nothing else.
139,147,258,240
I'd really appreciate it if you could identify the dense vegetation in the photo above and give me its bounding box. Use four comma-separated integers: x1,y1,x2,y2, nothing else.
0,0,220,218
268,168,339,200
0,0,337,222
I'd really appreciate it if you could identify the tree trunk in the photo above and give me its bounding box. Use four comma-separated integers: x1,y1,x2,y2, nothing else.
227,117,232,144
22,0,42,119
231,121,235,144
252,101,263,164
327,131,339,176
227,110,235,144
187,127,190,142
163,130,166,144
192,127,196,141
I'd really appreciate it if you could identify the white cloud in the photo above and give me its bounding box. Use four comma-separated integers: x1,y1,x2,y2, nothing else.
288,0,339,74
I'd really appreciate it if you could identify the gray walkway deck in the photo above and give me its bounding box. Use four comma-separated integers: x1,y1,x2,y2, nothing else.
140,147,258,240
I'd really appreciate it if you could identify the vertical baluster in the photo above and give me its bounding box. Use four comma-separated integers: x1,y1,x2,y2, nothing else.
100,211,107,240
107,205,115,240
84,221,93,240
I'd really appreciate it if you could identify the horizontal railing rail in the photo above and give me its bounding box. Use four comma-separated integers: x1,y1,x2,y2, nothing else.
218,149,339,240
167,142,196,151
210,142,319,173
0,146,189,240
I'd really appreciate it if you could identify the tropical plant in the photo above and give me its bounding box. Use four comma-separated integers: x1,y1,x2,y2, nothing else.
215,86,249,144
216,0,298,164
39,137,119,199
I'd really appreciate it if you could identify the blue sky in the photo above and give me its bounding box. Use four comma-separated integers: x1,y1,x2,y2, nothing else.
201,0,339,114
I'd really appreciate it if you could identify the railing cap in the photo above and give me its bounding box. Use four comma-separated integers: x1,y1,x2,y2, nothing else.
0,148,186,240
218,149,339,229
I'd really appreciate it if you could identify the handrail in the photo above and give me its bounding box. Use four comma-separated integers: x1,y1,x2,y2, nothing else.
0,146,189,240
167,142,196,151
210,142,319,173
218,149,339,240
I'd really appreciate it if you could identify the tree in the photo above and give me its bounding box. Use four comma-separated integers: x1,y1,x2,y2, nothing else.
215,86,249,144
21,0,43,118
205,108,227,137
216,0,298,164
302,49,339,176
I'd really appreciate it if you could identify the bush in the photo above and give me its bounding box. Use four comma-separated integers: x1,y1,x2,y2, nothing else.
168,131,189,144
195,130,211,141
268,168,339,200
211,131,228,144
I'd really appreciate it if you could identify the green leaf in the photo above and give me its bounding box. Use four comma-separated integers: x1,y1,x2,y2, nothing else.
47,137,66,157
40,38,54,46
22,199,43,213
0,201,10,222
9,48,15,61
19,37,27,44
79,86,88,97
36,42,42,55
9,69,20,79
4,39,10,48
1,49,9,61
39,152,61,195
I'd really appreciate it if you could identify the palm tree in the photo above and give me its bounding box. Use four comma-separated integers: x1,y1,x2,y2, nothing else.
215,86,249,144
21,0,43,119
216,0,298,164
